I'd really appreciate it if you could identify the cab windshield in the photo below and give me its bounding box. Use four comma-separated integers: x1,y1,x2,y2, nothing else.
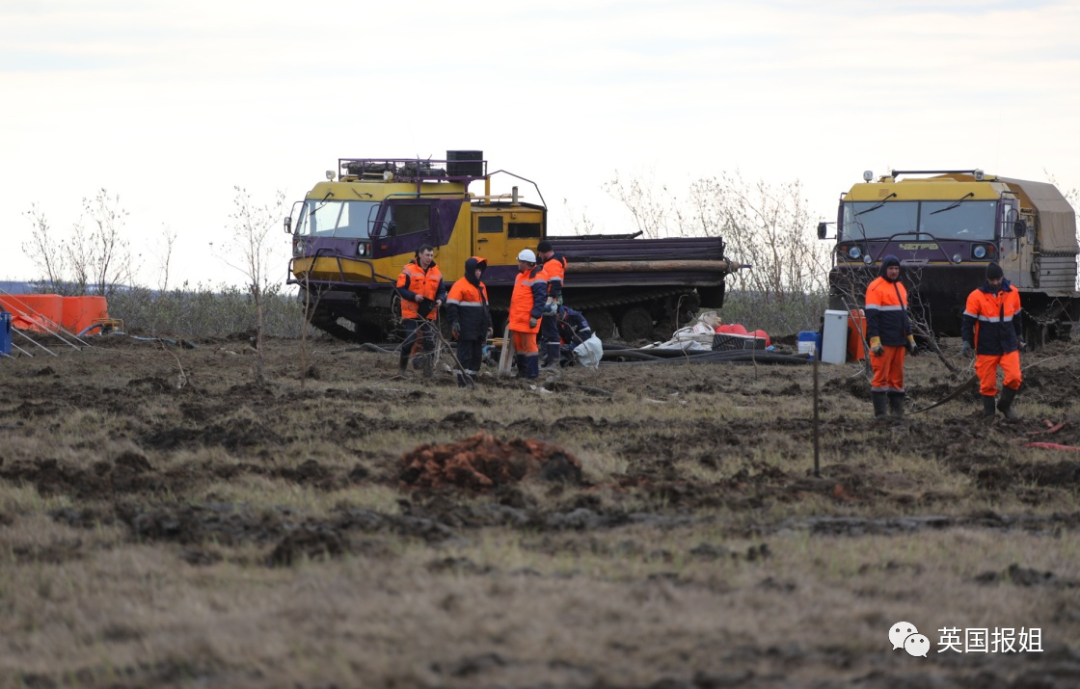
841,200,997,241
295,200,381,238
919,200,996,240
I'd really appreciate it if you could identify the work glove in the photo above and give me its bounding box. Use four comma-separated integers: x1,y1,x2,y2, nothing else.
1018,339,1028,353
529,317,538,328
870,336,884,357
960,341,974,358
544,297,558,315
906,336,917,356
451,321,460,338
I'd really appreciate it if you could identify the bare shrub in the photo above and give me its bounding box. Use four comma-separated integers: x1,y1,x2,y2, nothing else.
211,187,287,384
21,204,69,295
682,173,829,299
152,224,179,293
602,170,673,239
81,189,137,296
21,189,137,297
603,170,831,332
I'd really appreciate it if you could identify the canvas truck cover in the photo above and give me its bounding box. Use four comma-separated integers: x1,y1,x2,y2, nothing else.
998,177,1079,254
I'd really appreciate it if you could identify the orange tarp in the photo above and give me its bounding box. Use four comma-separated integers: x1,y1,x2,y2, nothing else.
0,294,110,334
0,294,63,333
848,309,867,362
62,296,109,333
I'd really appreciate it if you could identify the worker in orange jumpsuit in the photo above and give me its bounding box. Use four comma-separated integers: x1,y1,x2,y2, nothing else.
536,239,567,369
961,262,1025,419
395,244,445,377
509,249,547,379
865,255,917,419
446,256,492,387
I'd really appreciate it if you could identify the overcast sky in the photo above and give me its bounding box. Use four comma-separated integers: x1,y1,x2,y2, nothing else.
3,0,1078,288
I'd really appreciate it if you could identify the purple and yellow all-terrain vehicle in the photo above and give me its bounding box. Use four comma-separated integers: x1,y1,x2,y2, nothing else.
820,169,1080,345
286,151,743,342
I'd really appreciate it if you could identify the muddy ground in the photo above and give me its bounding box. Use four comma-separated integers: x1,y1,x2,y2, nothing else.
1,332,1079,688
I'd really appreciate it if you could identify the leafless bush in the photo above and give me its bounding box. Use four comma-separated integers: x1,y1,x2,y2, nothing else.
602,171,673,239
21,189,138,296
152,224,179,293
602,170,832,330
21,204,68,294
211,187,287,384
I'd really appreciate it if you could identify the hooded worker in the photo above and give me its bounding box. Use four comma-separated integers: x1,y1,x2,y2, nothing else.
960,262,1025,419
445,256,492,387
864,255,917,419
508,249,547,379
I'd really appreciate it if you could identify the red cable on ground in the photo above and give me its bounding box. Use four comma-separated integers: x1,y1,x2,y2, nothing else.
1023,442,1080,453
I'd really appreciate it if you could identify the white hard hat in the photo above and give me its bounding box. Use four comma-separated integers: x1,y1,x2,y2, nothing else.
517,249,537,263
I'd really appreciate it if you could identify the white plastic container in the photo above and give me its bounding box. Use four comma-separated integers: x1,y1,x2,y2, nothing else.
821,310,849,364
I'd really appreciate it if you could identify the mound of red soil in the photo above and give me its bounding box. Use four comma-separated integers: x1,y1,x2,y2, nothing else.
400,432,582,490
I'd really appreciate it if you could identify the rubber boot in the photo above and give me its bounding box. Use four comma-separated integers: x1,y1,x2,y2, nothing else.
397,353,409,377
421,354,434,379
997,386,1020,420
872,392,888,420
525,355,540,379
982,395,998,418
515,354,526,378
455,370,468,388
542,343,562,369
888,392,905,419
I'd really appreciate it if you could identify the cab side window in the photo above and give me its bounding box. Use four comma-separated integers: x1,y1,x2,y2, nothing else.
478,216,504,234
387,204,431,235
509,221,541,239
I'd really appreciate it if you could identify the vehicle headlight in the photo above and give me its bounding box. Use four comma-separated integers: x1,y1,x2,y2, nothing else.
953,253,963,264
863,255,872,265
848,246,862,260
973,245,987,259
293,238,304,257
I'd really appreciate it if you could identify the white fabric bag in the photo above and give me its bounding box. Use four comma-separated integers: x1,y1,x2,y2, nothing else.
572,335,603,369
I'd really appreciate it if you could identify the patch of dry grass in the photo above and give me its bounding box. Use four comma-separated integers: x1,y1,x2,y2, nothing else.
0,337,1078,687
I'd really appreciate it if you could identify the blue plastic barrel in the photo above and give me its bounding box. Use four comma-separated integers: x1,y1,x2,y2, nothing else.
797,330,821,360
0,311,11,356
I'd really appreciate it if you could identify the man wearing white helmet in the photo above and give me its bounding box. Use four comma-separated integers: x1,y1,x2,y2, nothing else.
508,248,547,379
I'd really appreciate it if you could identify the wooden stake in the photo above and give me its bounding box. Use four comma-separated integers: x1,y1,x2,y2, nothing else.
498,322,515,377
813,351,821,478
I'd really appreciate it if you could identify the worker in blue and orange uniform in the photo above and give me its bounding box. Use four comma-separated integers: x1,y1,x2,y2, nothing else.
536,240,567,369
395,244,446,377
865,255,918,419
961,262,1025,419
509,249,547,379
446,256,492,387
554,304,594,366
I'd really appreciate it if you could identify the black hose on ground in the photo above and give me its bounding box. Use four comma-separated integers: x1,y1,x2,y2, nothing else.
600,350,808,365
339,343,400,355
